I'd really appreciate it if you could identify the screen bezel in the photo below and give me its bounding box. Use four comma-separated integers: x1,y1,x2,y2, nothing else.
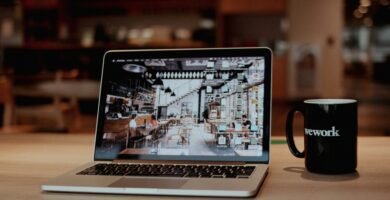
94,48,272,164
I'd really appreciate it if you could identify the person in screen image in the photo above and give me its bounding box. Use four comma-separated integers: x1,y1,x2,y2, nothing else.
202,108,209,123
242,114,251,130
202,108,217,134
129,114,137,137
151,115,158,127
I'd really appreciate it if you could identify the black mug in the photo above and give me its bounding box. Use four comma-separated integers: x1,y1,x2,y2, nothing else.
285,99,358,174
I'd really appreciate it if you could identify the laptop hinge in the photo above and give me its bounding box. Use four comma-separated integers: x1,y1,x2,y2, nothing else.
111,160,247,165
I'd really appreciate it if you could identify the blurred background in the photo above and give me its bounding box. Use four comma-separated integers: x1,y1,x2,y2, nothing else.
0,0,388,136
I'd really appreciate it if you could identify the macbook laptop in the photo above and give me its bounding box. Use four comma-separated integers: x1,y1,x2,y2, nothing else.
42,47,272,197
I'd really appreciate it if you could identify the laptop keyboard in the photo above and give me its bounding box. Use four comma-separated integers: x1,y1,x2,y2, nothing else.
77,163,256,178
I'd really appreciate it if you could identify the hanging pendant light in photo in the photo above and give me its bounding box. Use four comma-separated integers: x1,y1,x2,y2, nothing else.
152,78,164,88
165,87,172,93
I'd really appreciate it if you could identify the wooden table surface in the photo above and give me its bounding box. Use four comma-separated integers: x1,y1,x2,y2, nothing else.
0,133,389,200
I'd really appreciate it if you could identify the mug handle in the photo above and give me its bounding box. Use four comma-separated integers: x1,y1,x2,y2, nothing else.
285,106,305,158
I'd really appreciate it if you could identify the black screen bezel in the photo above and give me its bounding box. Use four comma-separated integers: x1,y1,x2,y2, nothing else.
94,48,272,164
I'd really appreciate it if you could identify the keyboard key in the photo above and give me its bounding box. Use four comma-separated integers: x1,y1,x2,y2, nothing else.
77,164,256,178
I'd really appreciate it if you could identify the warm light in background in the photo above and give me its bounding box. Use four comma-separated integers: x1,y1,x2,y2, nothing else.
0,0,388,136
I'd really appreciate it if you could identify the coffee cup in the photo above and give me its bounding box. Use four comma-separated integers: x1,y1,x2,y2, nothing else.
285,99,358,174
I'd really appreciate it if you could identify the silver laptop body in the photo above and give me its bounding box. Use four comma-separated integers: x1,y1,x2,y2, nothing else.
42,47,272,197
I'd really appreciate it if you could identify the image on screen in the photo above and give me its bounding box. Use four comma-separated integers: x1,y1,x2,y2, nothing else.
96,56,265,159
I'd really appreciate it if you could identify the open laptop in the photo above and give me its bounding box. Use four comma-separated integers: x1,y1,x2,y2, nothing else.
42,47,272,197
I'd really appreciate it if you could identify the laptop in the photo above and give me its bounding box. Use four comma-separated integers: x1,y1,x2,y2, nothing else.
42,47,272,197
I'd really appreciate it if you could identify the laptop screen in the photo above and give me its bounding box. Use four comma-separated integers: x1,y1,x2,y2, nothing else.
95,48,271,163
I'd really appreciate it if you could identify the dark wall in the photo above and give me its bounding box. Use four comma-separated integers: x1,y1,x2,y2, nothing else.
3,46,106,80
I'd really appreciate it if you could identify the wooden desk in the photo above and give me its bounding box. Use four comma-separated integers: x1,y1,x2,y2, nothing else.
0,133,389,200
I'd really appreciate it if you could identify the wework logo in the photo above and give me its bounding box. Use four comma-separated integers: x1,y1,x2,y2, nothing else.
305,126,340,137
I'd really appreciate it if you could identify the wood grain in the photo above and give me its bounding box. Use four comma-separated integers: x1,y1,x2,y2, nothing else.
0,133,389,200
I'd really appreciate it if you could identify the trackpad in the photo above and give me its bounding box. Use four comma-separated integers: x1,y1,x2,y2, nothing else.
110,178,188,189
